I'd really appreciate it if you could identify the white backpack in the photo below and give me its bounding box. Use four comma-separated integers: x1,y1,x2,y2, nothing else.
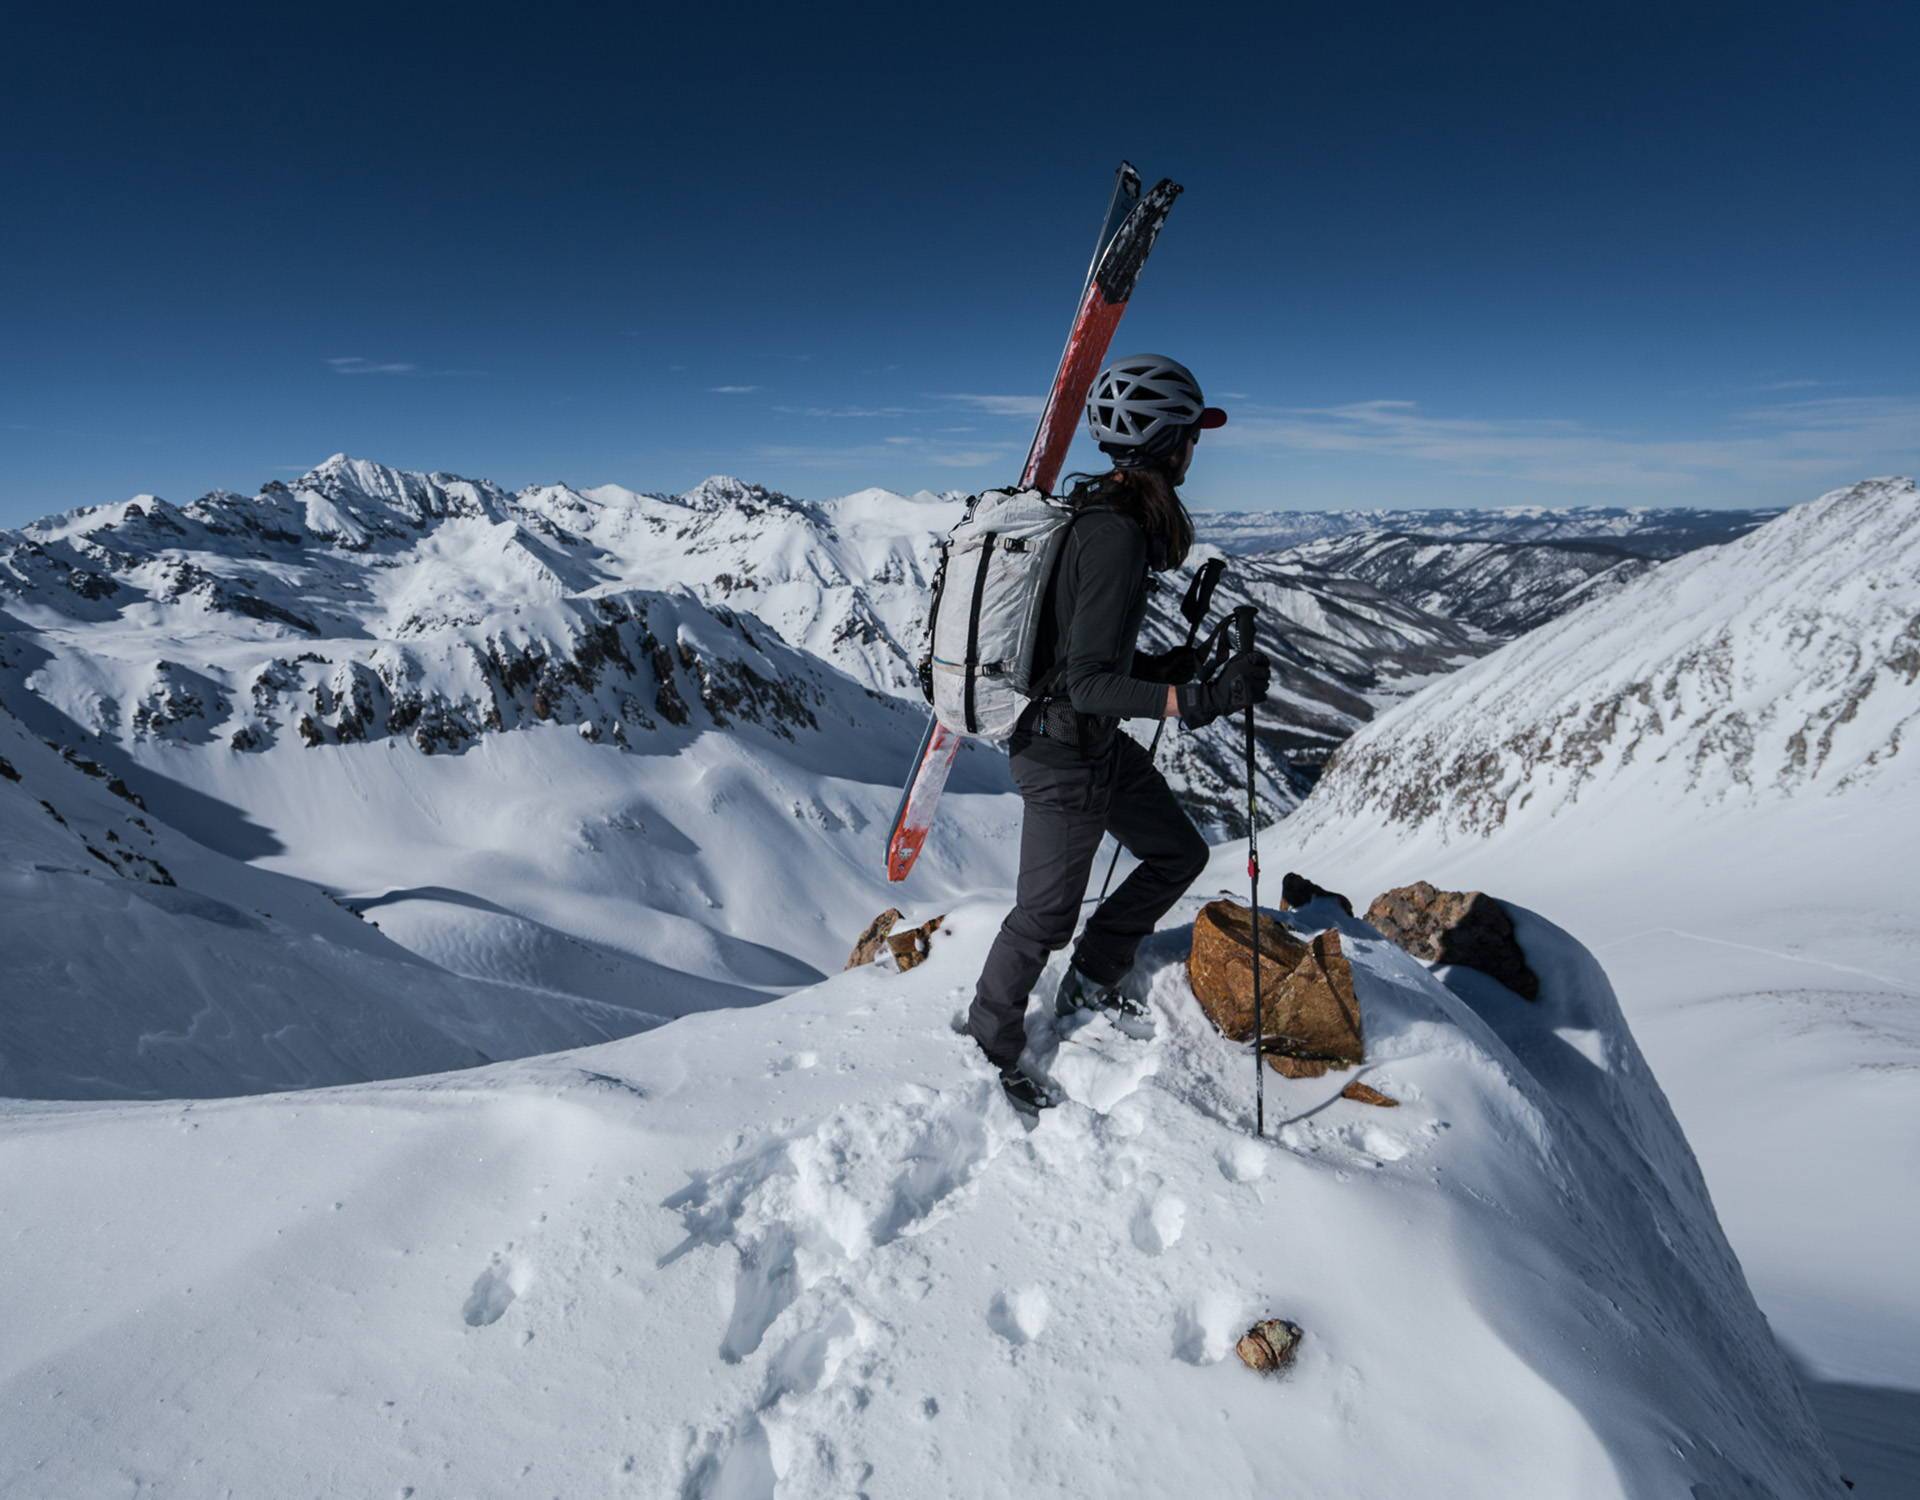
919,489,1107,741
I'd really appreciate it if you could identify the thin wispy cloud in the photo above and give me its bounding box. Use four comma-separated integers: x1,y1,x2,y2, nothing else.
936,393,1046,419
326,356,418,376
1211,394,1920,490
709,384,761,394
756,436,1017,471
772,404,925,419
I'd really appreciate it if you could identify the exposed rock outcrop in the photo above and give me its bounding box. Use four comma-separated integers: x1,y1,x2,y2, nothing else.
1364,882,1540,1000
886,914,946,971
845,909,904,969
1279,871,1353,916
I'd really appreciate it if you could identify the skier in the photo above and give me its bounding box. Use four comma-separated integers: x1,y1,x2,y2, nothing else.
968,354,1273,1113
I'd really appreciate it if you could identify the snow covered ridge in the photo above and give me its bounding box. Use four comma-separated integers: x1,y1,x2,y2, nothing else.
0,893,1841,1495
2,458,925,757
0,452,1483,826
1296,477,1920,837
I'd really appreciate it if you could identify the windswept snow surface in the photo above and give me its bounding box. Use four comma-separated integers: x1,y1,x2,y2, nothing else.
1271,477,1920,1493
0,703,622,1099
0,895,1840,1497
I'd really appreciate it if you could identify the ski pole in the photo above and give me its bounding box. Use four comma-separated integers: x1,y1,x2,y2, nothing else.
1233,602,1264,1137
1094,557,1226,904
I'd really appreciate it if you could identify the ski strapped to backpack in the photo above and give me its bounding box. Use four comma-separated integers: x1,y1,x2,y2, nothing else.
885,164,1182,882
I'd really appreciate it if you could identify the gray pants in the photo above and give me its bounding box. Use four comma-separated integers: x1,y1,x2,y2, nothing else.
968,731,1209,1071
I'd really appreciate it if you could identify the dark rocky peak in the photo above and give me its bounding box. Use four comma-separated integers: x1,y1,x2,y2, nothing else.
676,475,817,521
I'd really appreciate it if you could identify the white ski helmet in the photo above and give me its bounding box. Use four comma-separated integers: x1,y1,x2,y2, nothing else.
1085,353,1227,461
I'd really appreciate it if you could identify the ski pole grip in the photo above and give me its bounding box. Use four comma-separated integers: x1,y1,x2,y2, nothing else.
1233,604,1258,654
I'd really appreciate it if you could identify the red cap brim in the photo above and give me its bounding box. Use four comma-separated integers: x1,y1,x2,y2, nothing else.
1197,407,1228,429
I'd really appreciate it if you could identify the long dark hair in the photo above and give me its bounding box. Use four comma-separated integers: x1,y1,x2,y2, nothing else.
1065,459,1194,571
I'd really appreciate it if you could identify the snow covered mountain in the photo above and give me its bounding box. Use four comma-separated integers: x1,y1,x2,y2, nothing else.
2,454,1490,843
1300,477,1920,836
1275,476,1920,1492
0,885,1842,1496
1196,502,1783,557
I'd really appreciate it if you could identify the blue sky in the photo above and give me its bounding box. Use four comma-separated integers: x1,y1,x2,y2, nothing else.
3,1,1916,525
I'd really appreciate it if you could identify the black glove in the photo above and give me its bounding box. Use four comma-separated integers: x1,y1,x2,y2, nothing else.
1133,645,1199,685
1178,649,1271,729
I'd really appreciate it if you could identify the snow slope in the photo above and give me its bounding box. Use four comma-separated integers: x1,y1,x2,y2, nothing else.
1305,477,1920,836
0,891,1841,1497
0,702,638,1099
1268,476,1920,1493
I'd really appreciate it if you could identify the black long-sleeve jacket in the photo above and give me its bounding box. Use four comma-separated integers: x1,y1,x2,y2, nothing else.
1014,505,1175,762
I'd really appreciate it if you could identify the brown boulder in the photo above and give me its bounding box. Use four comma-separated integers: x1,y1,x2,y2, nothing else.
1235,1318,1303,1373
886,914,947,972
1264,929,1366,1074
1339,1080,1399,1108
1187,902,1365,1073
1280,871,1354,917
1187,899,1309,1041
1364,882,1540,1000
845,908,904,969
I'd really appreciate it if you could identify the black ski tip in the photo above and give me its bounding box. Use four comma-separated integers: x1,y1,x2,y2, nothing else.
1094,179,1183,305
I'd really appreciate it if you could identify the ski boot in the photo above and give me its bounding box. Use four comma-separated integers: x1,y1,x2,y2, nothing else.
999,1066,1061,1119
1054,965,1147,1020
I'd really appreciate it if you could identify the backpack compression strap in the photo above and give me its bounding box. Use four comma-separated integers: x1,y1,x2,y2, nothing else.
961,532,997,734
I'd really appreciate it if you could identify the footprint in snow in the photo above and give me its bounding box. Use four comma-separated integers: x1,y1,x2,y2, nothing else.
1173,1289,1245,1366
988,1287,1050,1345
1130,1193,1187,1256
463,1256,528,1327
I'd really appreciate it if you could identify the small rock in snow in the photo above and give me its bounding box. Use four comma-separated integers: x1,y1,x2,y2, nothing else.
1235,1318,1303,1373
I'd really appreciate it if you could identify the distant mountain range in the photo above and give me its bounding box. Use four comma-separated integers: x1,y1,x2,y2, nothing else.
1195,503,1782,557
